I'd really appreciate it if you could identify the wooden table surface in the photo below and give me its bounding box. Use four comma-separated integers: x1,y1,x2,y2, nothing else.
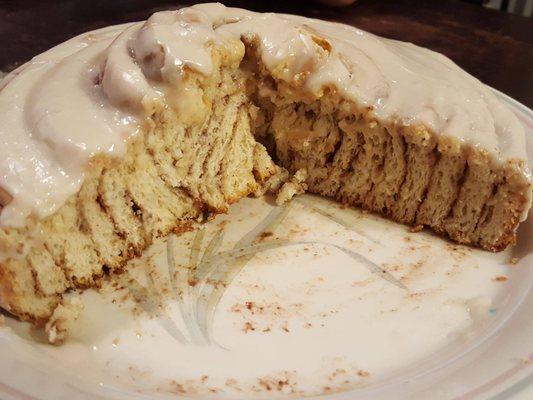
1,0,532,108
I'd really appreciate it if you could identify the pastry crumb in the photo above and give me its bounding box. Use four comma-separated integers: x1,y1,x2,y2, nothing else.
275,169,308,205
45,297,84,345
243,322,256,333
492,276,508,282
409,225,424,233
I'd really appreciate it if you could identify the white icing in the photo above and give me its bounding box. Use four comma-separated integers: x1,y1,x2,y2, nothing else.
0,3,529,227
0,24,140,226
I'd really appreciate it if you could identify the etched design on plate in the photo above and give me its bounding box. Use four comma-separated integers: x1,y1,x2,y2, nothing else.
125,196,408,345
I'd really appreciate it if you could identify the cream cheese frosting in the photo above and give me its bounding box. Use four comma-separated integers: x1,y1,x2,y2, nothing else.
0,2,529,227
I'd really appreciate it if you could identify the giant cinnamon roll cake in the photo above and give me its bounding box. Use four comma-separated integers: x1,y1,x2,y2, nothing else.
0,3,530,341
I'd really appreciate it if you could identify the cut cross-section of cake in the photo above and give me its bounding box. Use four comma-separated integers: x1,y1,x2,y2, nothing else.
0,3,530,339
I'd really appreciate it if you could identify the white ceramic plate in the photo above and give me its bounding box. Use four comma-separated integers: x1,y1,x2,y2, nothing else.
0,89,531,400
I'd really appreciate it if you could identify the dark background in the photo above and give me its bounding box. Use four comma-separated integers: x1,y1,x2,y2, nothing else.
0,0,532,107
